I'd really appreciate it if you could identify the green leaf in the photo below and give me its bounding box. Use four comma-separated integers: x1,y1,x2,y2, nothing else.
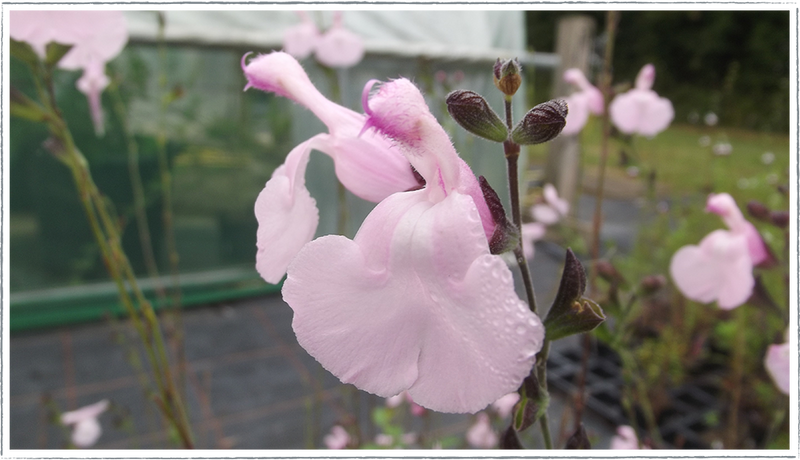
44,41,73,68
10,38,40,68
10,87,47,123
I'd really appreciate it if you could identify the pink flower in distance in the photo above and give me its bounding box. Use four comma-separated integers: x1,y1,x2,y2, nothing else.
520,222,546,260
765,329,790,395
323,425,350,449
283,11,364,68
609,64,674,137
11,11,128,136
466,413,498,448
705,193,769,266
491,392,520,419
282,78,544,413
243,52,418,283
670,193,763,310
562,68,603,135
60,399,109,448
531,183,569,225
315,12,365,68
610,425,646,449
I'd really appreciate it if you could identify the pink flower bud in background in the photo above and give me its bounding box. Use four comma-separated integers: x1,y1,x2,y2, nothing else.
530,184,569,225
60,399,109,448
610,425,648,449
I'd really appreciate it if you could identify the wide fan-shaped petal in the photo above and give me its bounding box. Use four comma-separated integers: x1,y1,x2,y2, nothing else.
669,229,753,309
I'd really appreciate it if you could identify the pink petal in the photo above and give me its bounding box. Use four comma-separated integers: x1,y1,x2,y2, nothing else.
466,413,498,448
491,392,520,419
72,418,103,448
610,425,640,449
706,193,769,265
563,68,590,89
543,183,569,216
283,19,320,60
563,69,604,116
10,11,81,58
57,11,128,71
765,341,791,395
283,191,543,413
562,93,591,135
521,222,546,259
609,89,673,136
255,137,320,284
669,229,754,309
531,204,560,225
315,25,365,68
635,64,656,90
61,399,109,426
323,425,350,449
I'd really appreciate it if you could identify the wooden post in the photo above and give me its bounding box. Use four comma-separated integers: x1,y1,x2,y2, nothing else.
544,15,596,207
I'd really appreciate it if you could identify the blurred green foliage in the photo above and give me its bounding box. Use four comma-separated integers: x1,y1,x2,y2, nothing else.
527,11,790,132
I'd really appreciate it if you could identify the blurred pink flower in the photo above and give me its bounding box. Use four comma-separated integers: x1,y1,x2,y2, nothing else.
282,78,544,413
466,412,498,448
520,222,546,260
10,11,128,136
283,11,364,68
530,183,569,225
610,425,647,449
60,399,109,448
705,193,769,265
609,64,674,137
562,68,603,135
670,193,765,310
323,425,350,449
491,392,520,419
242,52,418,283
385,391,426,416
283,12,320,60
765,329,790,395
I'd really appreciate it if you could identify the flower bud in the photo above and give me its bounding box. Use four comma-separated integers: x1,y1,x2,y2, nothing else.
512,374,548,433
746,200,771,221
770,211,789,228
565,423,591,449
640,274,667,294
500,425,523,449
511,99,568,145
493,58,522,96
543,249,606,341
446,90,508,143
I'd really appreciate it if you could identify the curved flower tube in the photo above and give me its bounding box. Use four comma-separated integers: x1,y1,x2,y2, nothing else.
61,399,109,448
764,329,790,395
243,52,419,283
10,11,128,136
609,64,674,137
282,79,544,413
562,68,603,135
705,193,769,265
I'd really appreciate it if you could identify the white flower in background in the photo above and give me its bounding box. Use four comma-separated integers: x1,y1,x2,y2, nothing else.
60,399,109,448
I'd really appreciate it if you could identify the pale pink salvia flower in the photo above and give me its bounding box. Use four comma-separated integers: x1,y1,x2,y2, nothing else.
60,399,109,448
314,11,365,68
385,391,426,416
610,425,648,449
705,193,769,265
10,11,128,136
283,11,320,60
491,392,520,419
609,64,674,137
282,78,544,413
520,222,546,260
562,68,604,135
765,328,791,395
466,412,498,448
323,425,350,449
531,183,569,225
242,52,418,283
669,193,764,310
